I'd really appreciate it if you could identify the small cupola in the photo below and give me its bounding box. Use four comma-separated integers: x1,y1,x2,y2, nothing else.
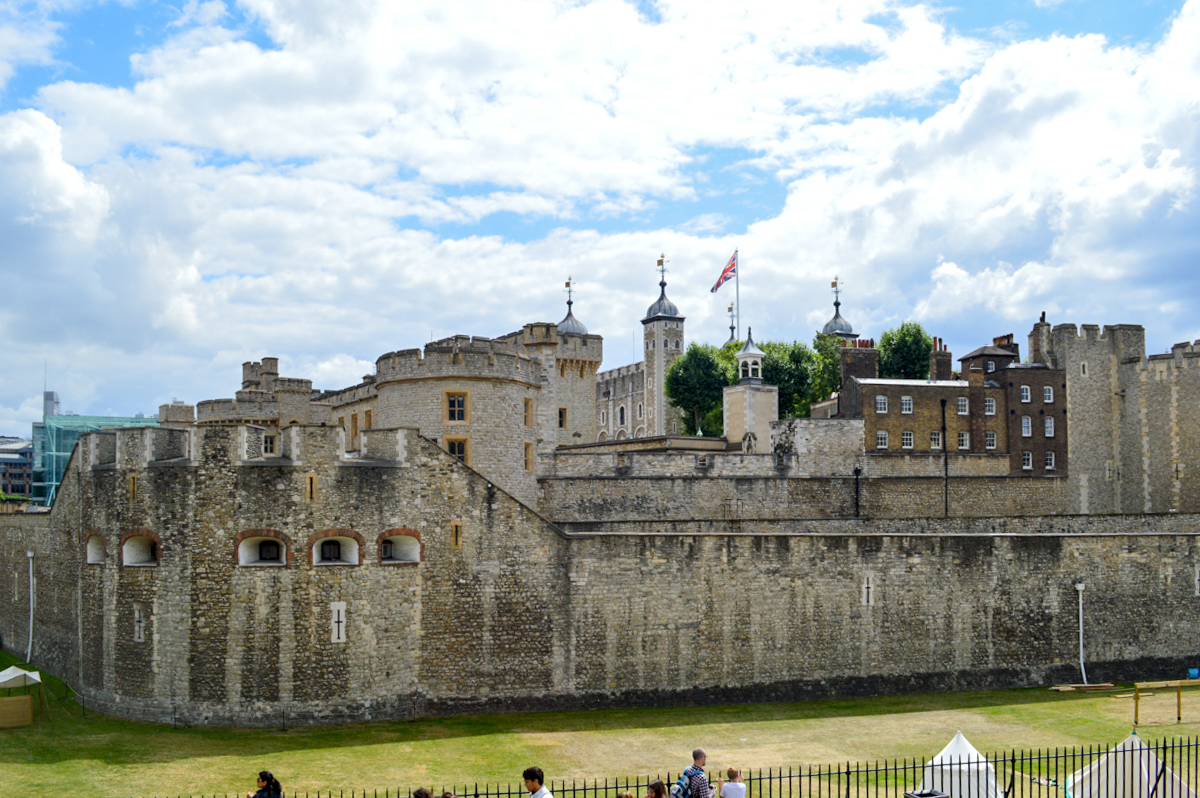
557,276,588,335
736,327,765,384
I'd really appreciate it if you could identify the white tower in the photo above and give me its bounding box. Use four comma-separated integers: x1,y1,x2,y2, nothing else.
723,327,778,452
642,255,686,437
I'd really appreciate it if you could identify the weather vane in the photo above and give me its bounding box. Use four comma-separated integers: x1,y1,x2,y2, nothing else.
656,254,669,281
565,276,574,304
832,275,842,303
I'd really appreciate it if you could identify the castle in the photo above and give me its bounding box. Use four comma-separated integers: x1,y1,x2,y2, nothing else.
1,269,1198,727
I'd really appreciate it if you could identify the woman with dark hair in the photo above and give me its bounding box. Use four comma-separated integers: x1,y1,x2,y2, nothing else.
646,781,667,798
248,770,283,798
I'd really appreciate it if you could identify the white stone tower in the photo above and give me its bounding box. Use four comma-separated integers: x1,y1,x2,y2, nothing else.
642,255,686,437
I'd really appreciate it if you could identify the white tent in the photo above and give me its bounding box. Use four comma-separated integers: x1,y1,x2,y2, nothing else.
1066,733,1198,798
917,731,1003,798
0,666,42,689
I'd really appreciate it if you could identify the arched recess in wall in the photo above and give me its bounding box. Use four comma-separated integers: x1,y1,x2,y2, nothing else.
234,529,292,567
121,529,161,567
634,426,645,438
308,529,364,566
85,531,105,564
377,529,421,565
616,430,627,440
598,431,608,442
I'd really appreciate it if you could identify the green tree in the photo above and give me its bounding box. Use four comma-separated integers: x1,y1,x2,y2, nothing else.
806,333,844,408
878,321,934,379
665,343,731,435
761,340,813,418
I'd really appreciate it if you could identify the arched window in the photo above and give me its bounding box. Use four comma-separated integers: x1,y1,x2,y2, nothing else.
637,402,644,419
259,540,280,562
751,359,760,378
619,406,626,426
674,340,680,349
86,534,105,565
378,531,421,564
121,532,159,567
236,531,290,567
311,531,362,566
740,362,749,379
601,410,606,425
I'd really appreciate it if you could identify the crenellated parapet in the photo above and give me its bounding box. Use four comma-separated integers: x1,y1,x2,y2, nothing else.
374,338,542,387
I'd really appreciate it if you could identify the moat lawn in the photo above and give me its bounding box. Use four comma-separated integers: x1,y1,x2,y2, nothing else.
2,649,1198,797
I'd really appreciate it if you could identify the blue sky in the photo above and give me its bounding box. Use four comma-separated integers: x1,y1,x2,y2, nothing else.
0,0,1198,434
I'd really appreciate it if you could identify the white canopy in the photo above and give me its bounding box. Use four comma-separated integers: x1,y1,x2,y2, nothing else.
0,666,42,689
1066,733,1198,798
918,731,1003,798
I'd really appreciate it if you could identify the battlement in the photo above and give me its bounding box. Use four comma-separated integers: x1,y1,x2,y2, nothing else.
241,357,279,390
597,362,645,382
374,338,541,385
274,377,313,392
196,397,278,422
1138,339,1200,368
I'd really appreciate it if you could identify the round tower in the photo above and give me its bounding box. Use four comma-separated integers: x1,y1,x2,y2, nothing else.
642,256,686,436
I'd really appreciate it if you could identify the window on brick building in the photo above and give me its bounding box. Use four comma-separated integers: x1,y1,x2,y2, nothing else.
957,397,968,415
1045,451,1056,471
901,431,913,449
263,434,276,455
445,438,468,465
446,393,467,423
238,534,287,566
984,398,996,415
314,535,359,566
1022,451,1033,470
1044,385,1054,402
985,431,997,450
876,430,888,450
987,361,995,372
1020,385,1031,402
958,431,969,450
1045,416,1055,437
901,396,913,414
875,396,887,413
1022,416,1032,437
930,431,942,449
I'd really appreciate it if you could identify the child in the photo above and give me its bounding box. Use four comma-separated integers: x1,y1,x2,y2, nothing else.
719,768,745,798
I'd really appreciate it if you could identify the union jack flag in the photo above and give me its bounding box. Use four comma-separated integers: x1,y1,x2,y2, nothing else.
710,251,737,293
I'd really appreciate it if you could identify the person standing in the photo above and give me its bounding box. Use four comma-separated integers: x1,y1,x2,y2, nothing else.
247,770,282,798
524,766,554,798
686,749,714,798
719,768,745,798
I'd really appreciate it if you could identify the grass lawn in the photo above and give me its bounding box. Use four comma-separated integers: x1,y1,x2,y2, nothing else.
2,649,1198,797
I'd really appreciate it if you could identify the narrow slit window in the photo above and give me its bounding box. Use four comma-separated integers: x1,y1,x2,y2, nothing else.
451,522,463,550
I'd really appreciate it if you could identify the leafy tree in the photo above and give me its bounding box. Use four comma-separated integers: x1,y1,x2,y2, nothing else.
878,321,934,379
806,333,844,408
665,343,730,435
761,340,813,418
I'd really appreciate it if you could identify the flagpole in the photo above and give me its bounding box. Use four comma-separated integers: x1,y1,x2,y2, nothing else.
735,248,740,341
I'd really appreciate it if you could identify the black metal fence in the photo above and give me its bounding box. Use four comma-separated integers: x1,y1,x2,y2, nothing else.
129,736,1200,798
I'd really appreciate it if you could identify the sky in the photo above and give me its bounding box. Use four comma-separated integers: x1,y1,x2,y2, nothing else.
1,0,1198,436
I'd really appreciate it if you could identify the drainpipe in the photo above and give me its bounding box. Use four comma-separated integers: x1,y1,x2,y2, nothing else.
853,466,862,517
1075,582,1088,685
940,399,948,517
26,551,35,663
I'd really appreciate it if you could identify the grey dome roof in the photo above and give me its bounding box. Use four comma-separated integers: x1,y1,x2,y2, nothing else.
822,300,855,336
557,300,588,335
644,279,682,320
738,327,765,358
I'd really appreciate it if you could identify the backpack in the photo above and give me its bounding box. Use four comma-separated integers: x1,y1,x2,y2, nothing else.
670,766,701,798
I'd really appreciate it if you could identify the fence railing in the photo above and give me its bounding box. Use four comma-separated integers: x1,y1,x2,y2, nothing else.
126,736,1200,798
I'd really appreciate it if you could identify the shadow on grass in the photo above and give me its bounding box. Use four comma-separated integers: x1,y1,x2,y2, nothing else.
0,648,1119,770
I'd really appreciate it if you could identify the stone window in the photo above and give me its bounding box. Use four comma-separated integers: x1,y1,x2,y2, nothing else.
330,601,347,644
1020,385,1031,403
558,407,567,428
313,534,360,566
1081,362,1087,376
930,431,942,449
696,454,709,469
637,402,644,419
133,603,146,643
378,530,420,565
263,434,276,455
1045,416,1055,437
1194,564,1200,597
524,443,534,473
619,406,626,426
957,431,969,450
579,364,586,378
445,392,468,424
862,573,875,606
876,430,888,450
985,431,997,450
86,533,105,565
987,361,995,372
1045,451,1056,470
338,415,345,429
984,398,996,415
1044,385,1054,403
901,396,913,414
1022,416,1032,437
450,521,463,549
128,473,138,502
524,399,534,427
122,532,159,567
957,397,968,415
1022,451,1033,470
674,340,680,349
901,431,913,449
237,532,288,567
351,413,358,444
364,409,372,430
875,396,887,413
304,472,318,503
444,437,469,465
600,410,607,426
